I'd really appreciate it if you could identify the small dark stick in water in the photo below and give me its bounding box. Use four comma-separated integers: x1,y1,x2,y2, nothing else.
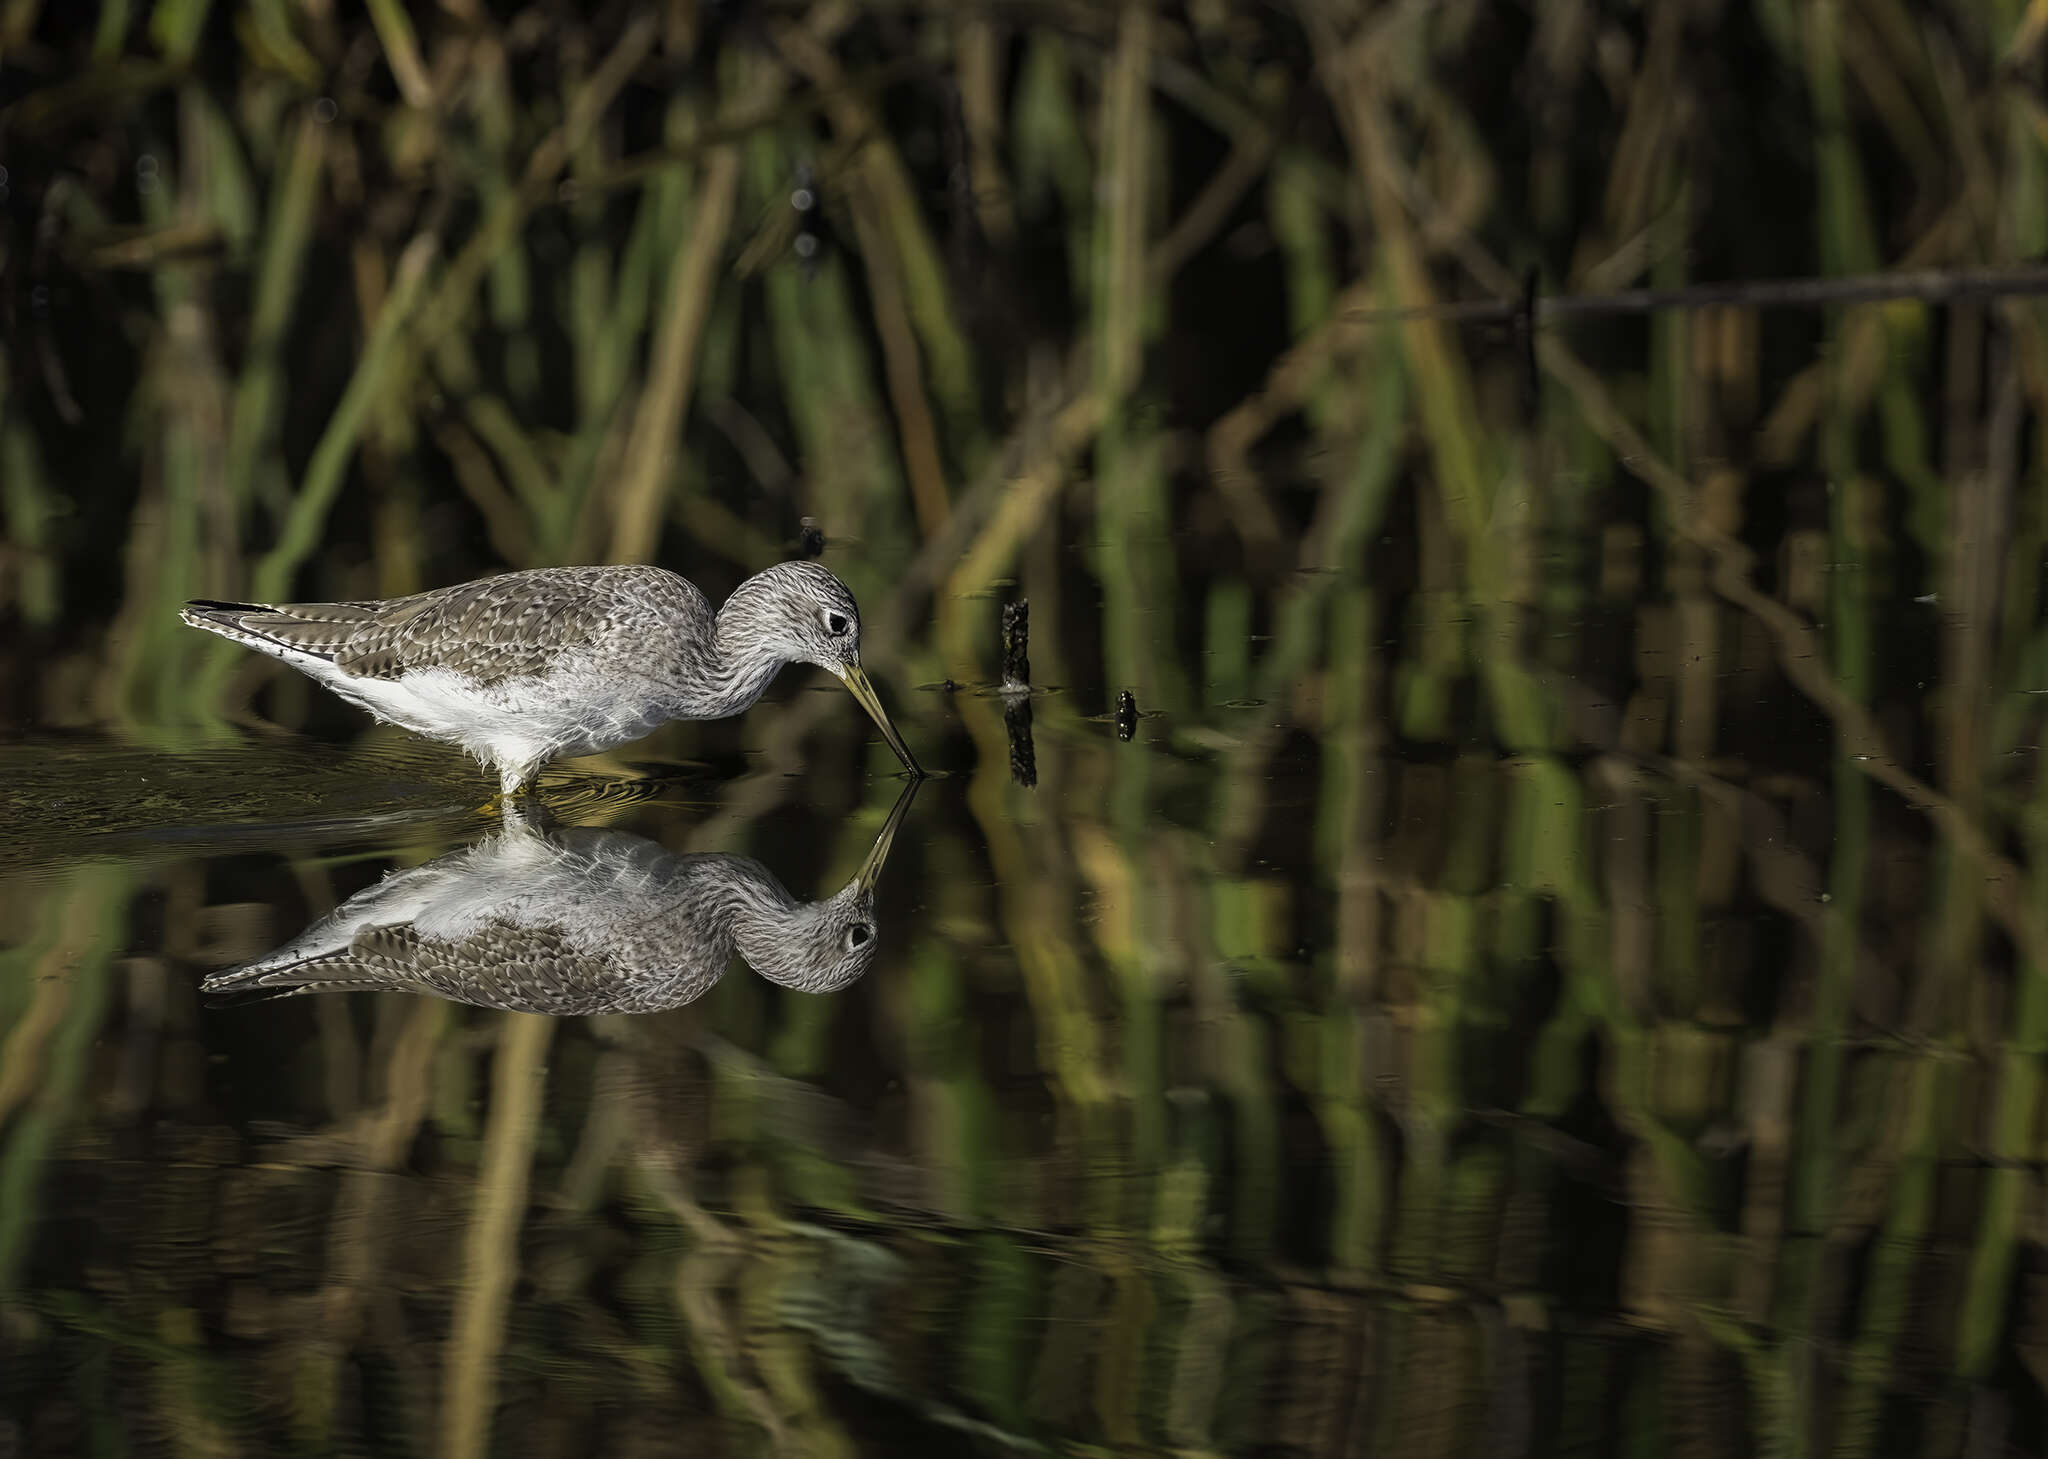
1115,689,1138,741
1513,267,1540,424
1000,600,1030,689
1000,599,1036,787
1005,695,1037,788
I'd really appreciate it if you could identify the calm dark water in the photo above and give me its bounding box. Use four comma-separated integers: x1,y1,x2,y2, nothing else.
5,488,2046,1459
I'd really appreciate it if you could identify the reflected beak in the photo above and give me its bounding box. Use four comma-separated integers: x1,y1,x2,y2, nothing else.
833,661,922,775
854,775,920,893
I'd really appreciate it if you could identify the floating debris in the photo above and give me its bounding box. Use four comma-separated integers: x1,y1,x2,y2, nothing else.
1115,690,1138,741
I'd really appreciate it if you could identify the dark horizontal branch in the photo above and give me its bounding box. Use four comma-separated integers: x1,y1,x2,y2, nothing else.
1346,264,2048,326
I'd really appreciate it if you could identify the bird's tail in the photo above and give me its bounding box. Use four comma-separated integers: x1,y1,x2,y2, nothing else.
181,599,292,654
179,598,366,666
201,950,357,1002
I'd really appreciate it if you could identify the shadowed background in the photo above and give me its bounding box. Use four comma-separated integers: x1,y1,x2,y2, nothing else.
6,0,2048,1455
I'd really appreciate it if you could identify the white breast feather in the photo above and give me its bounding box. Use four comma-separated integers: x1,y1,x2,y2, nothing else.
315,654,672,784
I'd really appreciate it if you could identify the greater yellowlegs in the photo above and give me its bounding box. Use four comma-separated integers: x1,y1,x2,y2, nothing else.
180,561,920,792
202,780,916,1012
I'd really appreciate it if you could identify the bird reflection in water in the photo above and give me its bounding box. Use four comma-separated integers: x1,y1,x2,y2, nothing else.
203,779,918,1014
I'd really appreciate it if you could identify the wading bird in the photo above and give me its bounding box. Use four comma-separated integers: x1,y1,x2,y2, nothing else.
202,779,917,1013
180,561,920,793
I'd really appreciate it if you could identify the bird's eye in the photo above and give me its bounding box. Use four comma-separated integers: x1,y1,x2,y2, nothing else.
847,923,872,948
825,612,850,637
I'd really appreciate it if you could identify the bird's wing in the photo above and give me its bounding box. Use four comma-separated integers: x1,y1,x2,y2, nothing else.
203,917,644,1015
186,567,695,685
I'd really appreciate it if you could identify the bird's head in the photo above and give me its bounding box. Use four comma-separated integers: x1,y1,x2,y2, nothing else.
740,559,865,673
724,561,918,772
726,773,915,995
728,872,881,994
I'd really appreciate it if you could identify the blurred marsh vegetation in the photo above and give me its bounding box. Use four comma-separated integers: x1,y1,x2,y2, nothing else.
9,0,2048,1454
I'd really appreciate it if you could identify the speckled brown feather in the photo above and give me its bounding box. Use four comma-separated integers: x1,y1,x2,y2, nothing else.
185,566,706,686
323,921,684,1015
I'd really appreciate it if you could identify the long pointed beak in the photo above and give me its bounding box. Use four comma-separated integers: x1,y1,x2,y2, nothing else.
854,775,921,893
834,661,922,776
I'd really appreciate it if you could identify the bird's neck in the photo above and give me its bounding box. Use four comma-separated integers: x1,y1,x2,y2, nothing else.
670,591,786,719
713,861,819,988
